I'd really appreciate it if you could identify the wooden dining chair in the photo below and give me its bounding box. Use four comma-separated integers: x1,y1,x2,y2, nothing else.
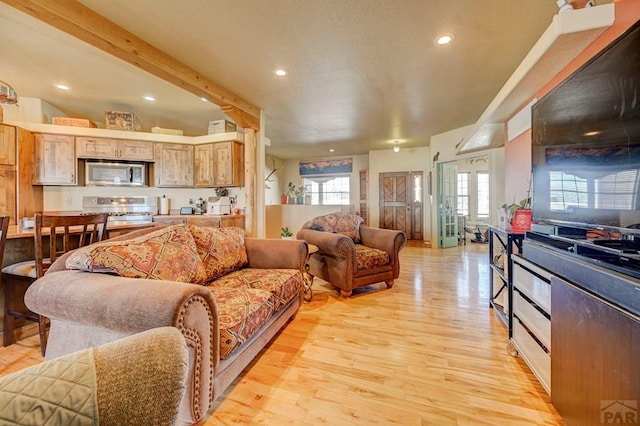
1,212,108,355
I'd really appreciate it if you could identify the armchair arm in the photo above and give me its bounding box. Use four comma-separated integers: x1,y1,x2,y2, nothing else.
296,228,355,258
245,238,308,270
360,226,407,279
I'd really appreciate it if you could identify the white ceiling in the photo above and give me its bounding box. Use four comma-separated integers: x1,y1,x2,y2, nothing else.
0,1,587,159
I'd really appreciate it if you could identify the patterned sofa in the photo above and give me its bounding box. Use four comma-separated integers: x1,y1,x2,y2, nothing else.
297,212,406,297
24,224,308,425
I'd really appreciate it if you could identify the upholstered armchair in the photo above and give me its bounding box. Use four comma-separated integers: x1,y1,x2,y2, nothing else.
297,212,407,297
0,327,188,426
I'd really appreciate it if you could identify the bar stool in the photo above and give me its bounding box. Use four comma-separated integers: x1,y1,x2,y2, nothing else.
1,212,108,355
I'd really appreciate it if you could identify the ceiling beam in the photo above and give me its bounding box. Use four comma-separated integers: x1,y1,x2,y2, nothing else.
1,0,260,130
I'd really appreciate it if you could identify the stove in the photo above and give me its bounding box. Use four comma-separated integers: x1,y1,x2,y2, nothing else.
82,196,158,225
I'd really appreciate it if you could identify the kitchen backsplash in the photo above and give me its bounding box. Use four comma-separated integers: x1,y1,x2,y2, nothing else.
43,185,246,213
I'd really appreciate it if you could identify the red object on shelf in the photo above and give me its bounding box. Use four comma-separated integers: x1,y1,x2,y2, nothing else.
511,209,532,232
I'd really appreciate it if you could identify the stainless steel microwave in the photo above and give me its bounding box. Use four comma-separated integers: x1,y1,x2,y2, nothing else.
85,161,147,186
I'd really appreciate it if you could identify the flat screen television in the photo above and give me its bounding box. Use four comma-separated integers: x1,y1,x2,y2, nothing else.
531,19,640,234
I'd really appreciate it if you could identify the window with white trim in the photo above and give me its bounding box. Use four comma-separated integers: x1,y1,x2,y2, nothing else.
303,175,350,205
457,172,469,216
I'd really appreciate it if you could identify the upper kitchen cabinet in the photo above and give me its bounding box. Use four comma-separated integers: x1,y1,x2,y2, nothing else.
0,125,16,165
0,125,43,223
33,134,77,185
77,137,154,161
155,143,193,187
194,141,243,188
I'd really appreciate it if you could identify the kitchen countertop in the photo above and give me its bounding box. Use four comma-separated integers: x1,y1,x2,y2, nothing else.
153,213,244,219
6,221,160,239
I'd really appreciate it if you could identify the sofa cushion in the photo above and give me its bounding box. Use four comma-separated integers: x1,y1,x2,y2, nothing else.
213,268,303,311
188,225,248,283
208,286,275,359
355,244,390,271
307,212,364,242
65,224,207,284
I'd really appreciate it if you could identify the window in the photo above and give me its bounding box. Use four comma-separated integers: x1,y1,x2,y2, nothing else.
457,172,469,216
477,172,490,218
303,175,350,205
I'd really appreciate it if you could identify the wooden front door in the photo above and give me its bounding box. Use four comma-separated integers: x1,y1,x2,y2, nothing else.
379,171,423,240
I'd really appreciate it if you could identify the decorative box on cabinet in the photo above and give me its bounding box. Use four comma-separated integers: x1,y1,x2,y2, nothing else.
33,133,77,185
511,255,552,394
76,137,154,161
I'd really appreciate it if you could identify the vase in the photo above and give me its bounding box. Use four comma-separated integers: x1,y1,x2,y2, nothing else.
280,194,288,204
511,209,532,232
295,196,304,204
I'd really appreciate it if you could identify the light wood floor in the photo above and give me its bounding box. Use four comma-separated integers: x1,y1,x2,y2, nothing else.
0,243,563,425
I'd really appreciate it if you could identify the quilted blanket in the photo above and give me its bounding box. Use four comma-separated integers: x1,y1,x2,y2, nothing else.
0,349,98,425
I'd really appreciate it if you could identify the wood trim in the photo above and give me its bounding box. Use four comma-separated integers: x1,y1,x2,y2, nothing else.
1,0,260,124
243,128,256,237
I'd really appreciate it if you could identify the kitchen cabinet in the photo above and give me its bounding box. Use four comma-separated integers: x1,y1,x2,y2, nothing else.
76,136,154,161
0,125,42,223
194,141,243,187
154,143,193,187
153,214,244,229
0,125,16,165
33,134,77,185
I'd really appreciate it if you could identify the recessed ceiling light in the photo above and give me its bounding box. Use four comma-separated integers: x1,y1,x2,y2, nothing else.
200,97,209,102
54,84,70,91
329,148,335,153
273,68,288,77
143,95,156,102
435,33,455,45
584,130,601,136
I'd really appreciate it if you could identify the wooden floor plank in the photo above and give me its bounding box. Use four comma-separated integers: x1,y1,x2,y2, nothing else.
0,244,563,425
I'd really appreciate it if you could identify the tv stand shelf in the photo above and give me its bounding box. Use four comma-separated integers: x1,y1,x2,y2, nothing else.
488,226,524,338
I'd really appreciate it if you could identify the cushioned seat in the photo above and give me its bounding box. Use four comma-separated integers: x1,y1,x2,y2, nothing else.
355,244,390,271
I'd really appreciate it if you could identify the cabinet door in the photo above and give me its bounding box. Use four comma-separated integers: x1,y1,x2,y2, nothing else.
551,276,640,424
119,140,154,161
33,134,77,185
0,166,17,223
76,136,119,159
0,125,16,165
194,144,214,187
186,216,220,227
213,141,243,187
155,143,193,187
220,216,244,228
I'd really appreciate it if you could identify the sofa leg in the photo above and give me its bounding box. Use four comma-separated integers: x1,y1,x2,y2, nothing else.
385,280,394,289
340,289,352,297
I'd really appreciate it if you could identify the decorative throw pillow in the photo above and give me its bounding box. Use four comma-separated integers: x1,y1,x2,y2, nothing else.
307,212,364,242
66,224,207,284
188,225,248,283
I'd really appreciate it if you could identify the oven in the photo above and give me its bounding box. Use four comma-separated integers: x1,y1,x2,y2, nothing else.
82,196,158,225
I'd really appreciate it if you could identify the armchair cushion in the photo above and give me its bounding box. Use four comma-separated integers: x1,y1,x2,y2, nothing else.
189,225,248,282
306,211,364,242
355,244,390,271
65,224,207,284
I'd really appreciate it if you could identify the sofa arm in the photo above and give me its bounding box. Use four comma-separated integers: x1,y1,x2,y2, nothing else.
296,228,355,259
360,227,407,278
24,270,218,423
245,238,308,271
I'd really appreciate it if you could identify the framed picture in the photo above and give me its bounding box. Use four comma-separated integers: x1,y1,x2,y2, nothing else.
299,157,353,176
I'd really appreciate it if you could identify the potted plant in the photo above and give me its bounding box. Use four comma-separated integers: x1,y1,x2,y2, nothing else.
294,184,307,204
280,226,294,239
286,182,297,204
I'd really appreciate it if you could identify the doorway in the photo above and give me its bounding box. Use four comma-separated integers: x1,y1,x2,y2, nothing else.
379,171,423,240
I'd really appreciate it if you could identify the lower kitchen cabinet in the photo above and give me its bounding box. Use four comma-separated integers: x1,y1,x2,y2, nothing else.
153,215,244,229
